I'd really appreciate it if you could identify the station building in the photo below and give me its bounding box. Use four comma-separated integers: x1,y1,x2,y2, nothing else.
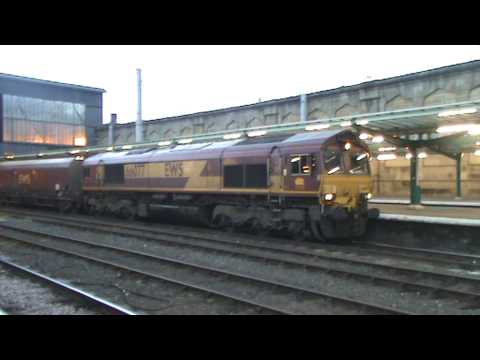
96,60,480,201
0,73,105,156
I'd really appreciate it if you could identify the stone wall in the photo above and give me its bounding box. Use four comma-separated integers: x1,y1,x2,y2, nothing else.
96,60,480,146
95,60,480,200
370,153,480,200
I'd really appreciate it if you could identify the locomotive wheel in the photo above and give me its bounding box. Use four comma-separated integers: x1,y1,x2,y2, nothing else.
119,206,136,221
59,201,72,214
309,220,327,242
213,214,233,231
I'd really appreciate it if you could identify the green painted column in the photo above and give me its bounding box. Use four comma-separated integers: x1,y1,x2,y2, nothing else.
410,148,420,204
456,153,462,199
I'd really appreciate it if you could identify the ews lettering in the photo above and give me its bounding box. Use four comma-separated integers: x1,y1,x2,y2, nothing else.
18,174,32,185
165,162,184,177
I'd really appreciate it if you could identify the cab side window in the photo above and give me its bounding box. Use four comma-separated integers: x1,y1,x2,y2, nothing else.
290,155,311,175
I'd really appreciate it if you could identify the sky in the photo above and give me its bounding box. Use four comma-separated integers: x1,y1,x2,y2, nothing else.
0,45,479,124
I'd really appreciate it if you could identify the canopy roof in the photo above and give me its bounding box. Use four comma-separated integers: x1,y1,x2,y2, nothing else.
3,100,480,161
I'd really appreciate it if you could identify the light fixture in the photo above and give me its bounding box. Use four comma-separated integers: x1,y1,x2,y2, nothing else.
371,135,384,143
305,124,330,131
223,133,242,140
377,153,397,161
327,166,341,175
178,138,193,144
438,107,477,117
324,193,335,201
356,119,369,126
340,121,352,127
436,123,480,134
290,156,300,163
122,145,133,150
359,133,370,140
344,142,352,150
158,141,172,147
379,146,397,152
247,130,267,137
405,153,413,160
418,152,428,159
356,153,368,161
475,150,480,156
37,153,45,158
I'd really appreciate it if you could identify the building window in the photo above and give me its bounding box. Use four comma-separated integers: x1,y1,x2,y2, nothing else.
2,94,86,146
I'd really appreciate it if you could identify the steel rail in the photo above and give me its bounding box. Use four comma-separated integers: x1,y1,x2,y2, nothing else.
7,207,479,272
352,241,480,266
27,214,480,303
0,223,410,315
4,208,480,307
0,257,136,315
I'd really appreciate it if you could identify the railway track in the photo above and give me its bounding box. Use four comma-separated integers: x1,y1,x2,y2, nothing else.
5,207,480,271
351,241,480,269
0,215,411,315
2,207,480,314
0,257,136,315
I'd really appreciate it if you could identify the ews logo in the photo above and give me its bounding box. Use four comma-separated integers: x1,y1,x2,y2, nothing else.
18,174,32,185
165,162,184,177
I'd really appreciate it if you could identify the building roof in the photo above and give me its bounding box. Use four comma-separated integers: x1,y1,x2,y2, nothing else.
105,59,480,128
0,72,106,93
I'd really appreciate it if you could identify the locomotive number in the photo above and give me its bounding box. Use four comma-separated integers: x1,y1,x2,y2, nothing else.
165,162,184,177
125,164,146,178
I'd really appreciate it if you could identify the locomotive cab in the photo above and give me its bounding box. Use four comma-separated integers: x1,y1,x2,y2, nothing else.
309,132,378,240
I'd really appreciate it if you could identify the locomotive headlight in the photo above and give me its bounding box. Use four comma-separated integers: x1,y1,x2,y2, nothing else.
324,193,335,201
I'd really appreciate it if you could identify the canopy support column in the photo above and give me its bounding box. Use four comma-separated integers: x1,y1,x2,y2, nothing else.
410,148,420,205
456,153,462,199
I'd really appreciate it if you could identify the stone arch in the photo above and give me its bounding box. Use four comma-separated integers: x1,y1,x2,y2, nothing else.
125,131,134,144
470,86,480,100
147,130,159,141
246,117,262,128
264,113,278,126
308,108,329,121
225,120,237,130
206,122,217,133
423,89,457,106
163,129,174,139
281,112,293,124
385,95,414,111
180,126,192,137
335,104,357,118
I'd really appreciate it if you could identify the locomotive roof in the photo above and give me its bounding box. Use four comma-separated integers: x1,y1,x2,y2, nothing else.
0,157,76,169
84,129,354,166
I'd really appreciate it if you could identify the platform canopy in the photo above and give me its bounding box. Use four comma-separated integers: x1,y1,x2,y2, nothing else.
2,99,480,204
3,99,480,161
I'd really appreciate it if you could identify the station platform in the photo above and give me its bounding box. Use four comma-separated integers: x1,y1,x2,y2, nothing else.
369,202,480,227
370,197,480,208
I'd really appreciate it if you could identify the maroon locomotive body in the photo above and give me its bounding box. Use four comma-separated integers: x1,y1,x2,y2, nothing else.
0,158,82,210
0,129,376,240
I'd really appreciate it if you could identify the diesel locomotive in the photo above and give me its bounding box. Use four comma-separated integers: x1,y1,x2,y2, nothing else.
0,129,379,241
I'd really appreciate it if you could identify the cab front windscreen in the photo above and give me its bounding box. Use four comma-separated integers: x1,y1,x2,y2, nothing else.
323,143,370,175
